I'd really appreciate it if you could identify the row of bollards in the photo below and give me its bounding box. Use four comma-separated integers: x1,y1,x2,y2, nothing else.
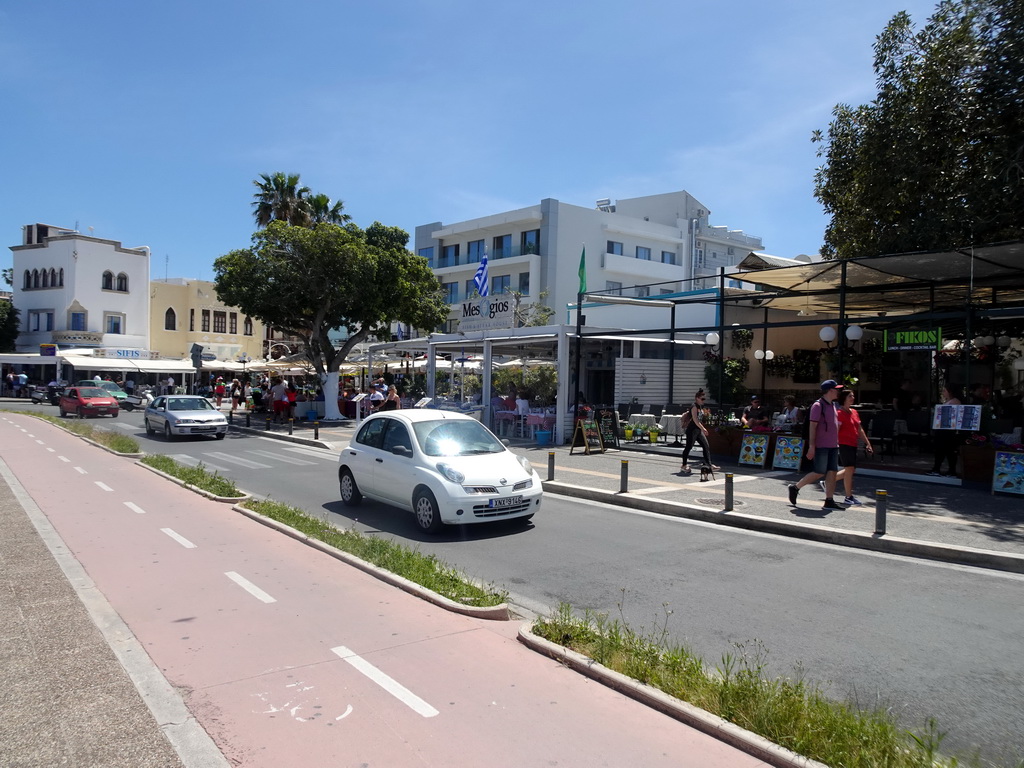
542,451,889,534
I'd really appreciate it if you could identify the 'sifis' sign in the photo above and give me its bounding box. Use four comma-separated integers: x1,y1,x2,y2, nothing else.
458,297,514,333
884,328,941,351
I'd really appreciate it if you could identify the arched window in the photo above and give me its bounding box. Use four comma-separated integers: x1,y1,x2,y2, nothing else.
32,269,40,288
102,271,114,290
41,270,49,288
58,268,64,286
164,308,177,331
243,317,253,336
23,270,31,290
49,268,57,287
116,273,129,292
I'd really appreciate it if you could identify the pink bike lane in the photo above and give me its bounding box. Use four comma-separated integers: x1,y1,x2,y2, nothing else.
1,415,769,767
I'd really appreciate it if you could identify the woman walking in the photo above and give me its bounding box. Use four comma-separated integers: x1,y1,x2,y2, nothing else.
832,389,873,505
680,389,720,474
379,384,402,411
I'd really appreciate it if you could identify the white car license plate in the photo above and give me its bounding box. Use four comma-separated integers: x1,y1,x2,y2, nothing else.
489,495,522,508
194,426,215,431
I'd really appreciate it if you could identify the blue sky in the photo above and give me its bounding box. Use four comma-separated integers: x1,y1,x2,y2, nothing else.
1,0,940,281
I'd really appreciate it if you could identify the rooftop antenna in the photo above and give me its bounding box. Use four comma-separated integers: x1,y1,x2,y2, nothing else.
88,226,93,238
165,253,169,281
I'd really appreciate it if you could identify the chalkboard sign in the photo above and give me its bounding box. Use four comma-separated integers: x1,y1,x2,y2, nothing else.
570,419,604,455
596,408,619,450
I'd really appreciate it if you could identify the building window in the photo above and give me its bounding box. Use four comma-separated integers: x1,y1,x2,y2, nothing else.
49,268,57,286
102,271,114,290
636,246,651,261
635,286,650,298
41,269,49,288
518,272,530,295
491,274,511,295
605,281,623,296
164,308,176,331
105,314,124,334
201,310,210,332
521,229,540,255
662,250,674,264
728,246,735,255
441,282,458,304
32,269,40,288
229,312,237,334
58,268,64,286
659,288,673,295
467,239,485,263
492,234,511,259
190,309,195,331
244,317,253,336
28,310,54,332
418,246,434,267
70,311,86,331
607,241,623,255
213,311,227,333
465,279,477,300
440,244,459,268
116,273,129,292
23,270,30,290
694,249,704,268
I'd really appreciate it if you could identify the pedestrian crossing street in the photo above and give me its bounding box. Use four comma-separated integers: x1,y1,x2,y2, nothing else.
166,443,338,473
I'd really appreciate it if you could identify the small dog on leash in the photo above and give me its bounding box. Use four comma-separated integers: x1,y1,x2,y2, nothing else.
699,463,716,482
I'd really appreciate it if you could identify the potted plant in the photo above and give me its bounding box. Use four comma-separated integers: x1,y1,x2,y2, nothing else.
634,424,649,443
623,423,635,441
648,425,661,443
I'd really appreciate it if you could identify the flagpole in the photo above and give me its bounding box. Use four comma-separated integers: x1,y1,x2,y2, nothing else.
572,246,586,428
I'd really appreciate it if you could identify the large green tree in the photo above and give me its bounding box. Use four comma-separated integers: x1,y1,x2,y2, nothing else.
214,220,448,419
813,0,1023,259
0,301,19,352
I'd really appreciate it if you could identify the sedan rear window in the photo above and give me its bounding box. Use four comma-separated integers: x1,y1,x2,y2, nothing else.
77,387,109,398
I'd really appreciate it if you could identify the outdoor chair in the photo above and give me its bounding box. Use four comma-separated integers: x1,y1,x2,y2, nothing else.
617,403,630,422
647,404,664,420
665,403,684,415
870,410,898,459
904,410,933,452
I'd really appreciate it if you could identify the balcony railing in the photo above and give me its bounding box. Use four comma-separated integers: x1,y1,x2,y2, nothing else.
432,244,539,269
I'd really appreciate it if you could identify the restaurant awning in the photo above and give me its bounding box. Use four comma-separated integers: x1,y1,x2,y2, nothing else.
59,354,197,374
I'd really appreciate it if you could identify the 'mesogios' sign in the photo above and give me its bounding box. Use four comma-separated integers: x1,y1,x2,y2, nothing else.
884,328,941,352
458,296,514,333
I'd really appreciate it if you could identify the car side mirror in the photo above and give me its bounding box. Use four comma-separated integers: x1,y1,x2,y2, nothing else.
391,445,412,457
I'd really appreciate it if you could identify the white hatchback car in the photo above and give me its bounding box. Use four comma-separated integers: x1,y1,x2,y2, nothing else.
338,409,542,532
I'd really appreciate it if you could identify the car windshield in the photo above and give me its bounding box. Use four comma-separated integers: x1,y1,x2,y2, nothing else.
168,398,215,412
99,382,125,393
413,419,505,457
77,387,109,398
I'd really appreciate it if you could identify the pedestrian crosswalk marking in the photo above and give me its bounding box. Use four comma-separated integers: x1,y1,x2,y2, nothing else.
205,452,273,469
246,449,317,466
168,454,234,473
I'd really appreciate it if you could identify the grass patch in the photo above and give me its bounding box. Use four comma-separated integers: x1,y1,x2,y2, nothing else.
25,412,141,454
140,454,241,497
534,602,1010,768
244,498,508,608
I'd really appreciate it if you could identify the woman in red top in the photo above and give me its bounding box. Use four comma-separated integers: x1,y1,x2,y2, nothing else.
833,390,873,506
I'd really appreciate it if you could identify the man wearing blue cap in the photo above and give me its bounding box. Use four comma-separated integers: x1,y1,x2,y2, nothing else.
788,380,846,509
742,395,770,428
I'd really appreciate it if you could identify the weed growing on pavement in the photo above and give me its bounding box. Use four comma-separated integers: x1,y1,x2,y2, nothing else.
243,498,508,608
25,412,141,454
534,602,998,768
140,454,241,497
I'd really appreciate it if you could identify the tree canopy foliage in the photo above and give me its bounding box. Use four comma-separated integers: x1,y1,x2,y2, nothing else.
214,220,447,418
813,0,1023,259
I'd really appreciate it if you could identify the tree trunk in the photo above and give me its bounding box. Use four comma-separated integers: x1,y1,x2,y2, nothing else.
321,371,343,421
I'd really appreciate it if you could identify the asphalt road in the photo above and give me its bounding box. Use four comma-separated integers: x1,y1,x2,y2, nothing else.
12,403,1024,764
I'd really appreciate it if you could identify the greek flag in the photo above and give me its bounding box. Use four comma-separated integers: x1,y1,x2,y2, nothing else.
473,253,489,297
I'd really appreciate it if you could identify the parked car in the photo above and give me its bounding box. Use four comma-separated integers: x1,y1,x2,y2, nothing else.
76,380,129,404
338,409,542,532
59,386,120,418
144,395,227,440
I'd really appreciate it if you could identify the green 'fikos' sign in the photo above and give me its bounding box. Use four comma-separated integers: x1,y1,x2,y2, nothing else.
884,328,941,352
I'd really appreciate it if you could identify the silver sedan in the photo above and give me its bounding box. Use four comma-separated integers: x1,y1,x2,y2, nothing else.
144,395,228,440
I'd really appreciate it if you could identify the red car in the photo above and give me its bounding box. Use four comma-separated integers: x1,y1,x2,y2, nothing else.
59,386,120,418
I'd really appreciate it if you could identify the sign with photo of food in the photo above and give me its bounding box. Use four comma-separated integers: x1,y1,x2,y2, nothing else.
739,432,770,468
993,451,1024,496
772,435,805,470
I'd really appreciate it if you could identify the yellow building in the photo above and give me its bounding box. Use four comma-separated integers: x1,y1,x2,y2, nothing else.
149,279,264,365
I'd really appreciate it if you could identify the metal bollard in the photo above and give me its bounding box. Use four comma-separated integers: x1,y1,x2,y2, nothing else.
266,417,272,431
246,412,251,428
619,460,629,493
288,418,294,436
227,411,233,425
874,490,887,535
724,473,734,511
547,451,555,481
314,421,320,440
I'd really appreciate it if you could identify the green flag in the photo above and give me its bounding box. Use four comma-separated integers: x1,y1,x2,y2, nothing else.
578,246,587,295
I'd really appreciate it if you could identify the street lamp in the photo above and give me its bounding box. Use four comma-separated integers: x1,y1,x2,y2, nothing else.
754,348,774,397
237,352,251,378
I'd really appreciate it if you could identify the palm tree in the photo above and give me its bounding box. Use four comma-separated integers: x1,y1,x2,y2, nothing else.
307,193,352,225
252,172,312,228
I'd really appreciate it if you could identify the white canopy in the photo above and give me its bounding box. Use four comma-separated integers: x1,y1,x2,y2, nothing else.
60,354,196,374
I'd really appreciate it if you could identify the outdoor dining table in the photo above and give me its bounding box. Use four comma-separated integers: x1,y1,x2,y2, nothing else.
525,412,557,439
493,410,519,437
631,413,657,428
658,414,687,446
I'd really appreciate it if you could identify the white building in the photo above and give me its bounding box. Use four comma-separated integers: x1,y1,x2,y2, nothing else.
10,223,150,352
414,190,763,331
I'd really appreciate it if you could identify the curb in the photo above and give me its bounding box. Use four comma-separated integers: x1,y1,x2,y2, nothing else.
542,480,1024,574
19,414,145,459
135,461,250,503
517,622,829,768
231,503,511,621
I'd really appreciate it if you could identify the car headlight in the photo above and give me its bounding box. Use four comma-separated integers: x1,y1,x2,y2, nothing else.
437,462,465,484
517,454,534,474
176,418,196,424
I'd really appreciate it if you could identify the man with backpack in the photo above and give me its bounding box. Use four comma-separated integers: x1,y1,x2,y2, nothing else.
788,380,846,510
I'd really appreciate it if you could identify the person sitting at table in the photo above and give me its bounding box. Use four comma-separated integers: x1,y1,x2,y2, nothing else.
742,395,770,428
776,395,803,428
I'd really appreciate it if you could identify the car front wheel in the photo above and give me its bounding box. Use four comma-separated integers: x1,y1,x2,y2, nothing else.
339,468,362,506
76,408,86,419
413,489,444,533
164,423,173,440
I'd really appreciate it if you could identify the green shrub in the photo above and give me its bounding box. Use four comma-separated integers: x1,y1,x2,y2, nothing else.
140,454,240,497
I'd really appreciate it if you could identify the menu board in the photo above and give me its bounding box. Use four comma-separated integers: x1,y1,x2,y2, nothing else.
596,409,619,450
993,451,1024,495
932,404,982,431
570,419,604,455
772,435,805,470
739,432,770,467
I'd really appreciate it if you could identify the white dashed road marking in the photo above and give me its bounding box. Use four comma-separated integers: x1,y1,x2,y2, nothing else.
95,481,114,492
225,571,276,603
74,466,87,474
58,456,70,462
331,646,439,718
124,502,146,514
161,528,197,549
